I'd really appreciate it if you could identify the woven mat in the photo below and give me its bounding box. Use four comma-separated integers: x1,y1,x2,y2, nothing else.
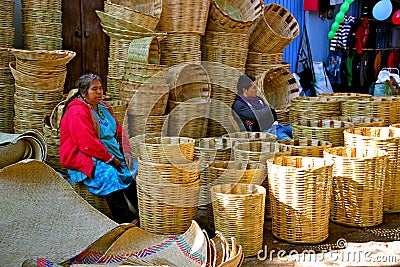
0,160,118,266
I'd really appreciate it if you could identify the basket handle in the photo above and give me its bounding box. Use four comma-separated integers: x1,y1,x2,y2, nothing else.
50,99,67,129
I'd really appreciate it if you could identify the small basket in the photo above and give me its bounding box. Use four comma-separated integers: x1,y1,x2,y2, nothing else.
249,3,299,53
289,96,342,122
267,156,334,244
127,36,161,64
211,183,265,257
222,131,277,147
233,141,291,163
324,146,387,227
160,33,202,67
139,136,195,164
278,138,332,157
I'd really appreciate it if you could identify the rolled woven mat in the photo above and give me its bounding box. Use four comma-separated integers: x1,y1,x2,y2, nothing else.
0,130,47,168
0,160,118,266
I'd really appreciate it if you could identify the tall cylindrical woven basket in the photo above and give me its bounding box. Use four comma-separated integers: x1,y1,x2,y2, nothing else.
211,183,265,257
324,147,387,227
344,127,400,213
267,156,334,244
289,96,342,123
278,138,332,157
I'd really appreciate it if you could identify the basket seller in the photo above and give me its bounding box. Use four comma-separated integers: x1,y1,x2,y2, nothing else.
232,74,292,140
59,73,139,225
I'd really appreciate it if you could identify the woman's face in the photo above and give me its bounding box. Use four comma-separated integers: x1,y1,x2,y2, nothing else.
84,80,103,106
243,81,258,97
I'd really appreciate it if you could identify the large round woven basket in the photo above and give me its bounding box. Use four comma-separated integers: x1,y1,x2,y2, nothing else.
126,85,169,116
278,138,332,157
0,83,15,133
249,3,299,53
289,96,342,122
324,146,387,227
129,132,161,159
126,111,168,137
233,141,291,163
206,0,263,34
344,127,400,213
267,156,334,244
211,183,265,257
160,33,202,67
222,131,277,147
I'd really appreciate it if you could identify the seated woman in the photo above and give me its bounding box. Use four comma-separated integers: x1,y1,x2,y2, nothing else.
59,73,139,224
232,74,292,140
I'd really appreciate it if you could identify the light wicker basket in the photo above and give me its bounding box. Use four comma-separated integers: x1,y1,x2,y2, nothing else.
42,114,64,174
126,85,169,116
23,34,63,50
103,99,128,124
267,156,334,244
344,127,400,213
106,0,162,17
96,10,153,33
324,146,387,227
211,183,265,257
289,96,342,122
126,112,168,137
137,176,200,235
0,84,14,133
292,119,352,147
326,116,385,127
256,66,299,110
10,49,75,66
246,51,283,65
123,63,167,84
201,45,248,69
222,131,277,147
206,0,263,34
129,132,162,159
278,138,332,157
127,36,161,64
139,136,195,164
160,33,202,67
249,3,299,53
233,141,291,163
245,62,290,77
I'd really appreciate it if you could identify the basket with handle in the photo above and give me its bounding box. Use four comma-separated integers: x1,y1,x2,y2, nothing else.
222,131,276,147
289,96,342,122
278,138,332,157
211,183,265,257
249,3,299,53
267,156,334,244
344,127,400,213
324,146,387,227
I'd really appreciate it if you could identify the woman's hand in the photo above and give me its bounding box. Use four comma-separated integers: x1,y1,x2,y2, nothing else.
245,119,254,126
110,157,123,173
124,152,134,170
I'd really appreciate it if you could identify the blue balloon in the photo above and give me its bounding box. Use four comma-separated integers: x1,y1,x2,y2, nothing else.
372,0,393,21
340,2,350,13
335,11,345,23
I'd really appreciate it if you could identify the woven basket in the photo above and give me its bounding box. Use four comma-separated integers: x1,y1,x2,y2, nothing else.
137,176,200,235
104,0,160,31
201,45,248,69
23,34,63,50
326,116,385,127
290,96,342,122
324,146,387,227
126,112,168,137
249,3,299,53
233,141,291,163
106,0,162,17
95,10,153,33
104,99,128,124
0,3,14,28
160,33,202,67
0,26,14,47
247,51,283,65
211,183,265,257
42,115,65,174
207,0,263,34
138,157,200,184
318,92,373,101
129,132,162,159
123,63,167,84
222,131,277,147
267,156,334,244
167,62,211,101
139,136,195,164
344,127,400,213
256,66,299,110
0,84,14,133
245,62,291,77
341,96,400,126
167,98,211,139
22,22,62,38
156,0,210,34
292,119,352,147
278,138,332,157
126,85,169,116
21,7,61,24
10,48,76,63
275,108,290,125
127,36,161,64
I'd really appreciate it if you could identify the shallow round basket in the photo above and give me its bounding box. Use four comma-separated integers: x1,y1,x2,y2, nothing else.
278,138,332,157
222,131,277,147
139,136,195,164
11,49,76,66
324,146,387,227
289,96,342,122
96,10,153,33
249,3,299,53
327,116,385,127
106,0,162,18
127,36,161,64
211,183,265,257
160,33,202,67
233,141,291,163
207,0,263,34
256,66,298,110
267,156,334,244
344,127,400,213
137,176,200,235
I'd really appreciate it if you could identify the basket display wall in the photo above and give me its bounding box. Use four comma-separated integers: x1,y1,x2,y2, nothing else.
324,147,387,227
278,138,332,157
233,141,291,163
290,96,342,122
267,156,333,244
211,183,265,257
344,127,400,213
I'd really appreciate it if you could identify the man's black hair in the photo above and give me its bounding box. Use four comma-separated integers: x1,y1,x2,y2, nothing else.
237,74,256,95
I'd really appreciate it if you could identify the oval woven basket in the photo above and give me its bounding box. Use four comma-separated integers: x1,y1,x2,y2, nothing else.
9,48,73,61
249,3,299,53
278,138,332,157
106,0,162,17
324,146,387,227
211,183,265,257
233,141,291,163
289,96,342,122
344,127,400,213
127,36,161,64
267,156,334,244
207,0,263,34
96,10,153,33
222,131,277,147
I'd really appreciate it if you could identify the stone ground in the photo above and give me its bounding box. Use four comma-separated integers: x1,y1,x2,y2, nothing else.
197,211,400,266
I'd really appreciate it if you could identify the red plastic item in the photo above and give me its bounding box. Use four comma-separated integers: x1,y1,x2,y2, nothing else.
304,0,319,11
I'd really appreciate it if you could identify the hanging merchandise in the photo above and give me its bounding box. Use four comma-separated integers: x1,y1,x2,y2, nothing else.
354,17,370,54
325,49,344,86
372,0,393,21
295,24,315,96
312,62,334,95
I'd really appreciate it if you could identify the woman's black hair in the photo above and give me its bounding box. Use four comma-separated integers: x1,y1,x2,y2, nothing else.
61,73,102,121
237,74,256,95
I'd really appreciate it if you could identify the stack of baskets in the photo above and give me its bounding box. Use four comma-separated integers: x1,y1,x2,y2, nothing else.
156,0,210,66
21,0,62,50
9,49,76,134
0,0,15,133
137,136,200,235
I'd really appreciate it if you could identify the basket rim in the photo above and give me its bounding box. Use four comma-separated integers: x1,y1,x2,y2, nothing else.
323,146,388,160
211,0,263,24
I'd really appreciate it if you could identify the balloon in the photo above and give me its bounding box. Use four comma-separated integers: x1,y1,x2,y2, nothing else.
335,11,345,23
393,10,400,24
328,30,336,40
345,0,354,3
340,2,350,13
331,21,340,31
372,0,393,21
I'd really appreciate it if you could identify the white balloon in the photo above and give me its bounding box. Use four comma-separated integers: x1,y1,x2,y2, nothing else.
373,0,393,21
